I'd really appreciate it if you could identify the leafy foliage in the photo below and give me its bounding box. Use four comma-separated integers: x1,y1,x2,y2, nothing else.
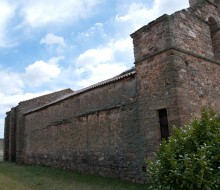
147,108,220,190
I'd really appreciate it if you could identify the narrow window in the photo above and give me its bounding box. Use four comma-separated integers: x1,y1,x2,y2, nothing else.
208,17,220,60
158,109,169,140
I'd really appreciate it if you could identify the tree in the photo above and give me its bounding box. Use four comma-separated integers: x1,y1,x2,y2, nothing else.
147,108,220,190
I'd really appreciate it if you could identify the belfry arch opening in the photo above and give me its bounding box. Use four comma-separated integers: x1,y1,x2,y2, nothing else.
208,17,220,60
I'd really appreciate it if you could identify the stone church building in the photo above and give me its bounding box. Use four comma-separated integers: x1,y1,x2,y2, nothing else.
4,0,220,183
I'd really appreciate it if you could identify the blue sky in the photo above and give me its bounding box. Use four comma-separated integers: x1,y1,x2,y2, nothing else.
0,0,189,138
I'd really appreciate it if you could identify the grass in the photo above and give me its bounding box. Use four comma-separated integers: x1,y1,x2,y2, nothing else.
0,162,147,190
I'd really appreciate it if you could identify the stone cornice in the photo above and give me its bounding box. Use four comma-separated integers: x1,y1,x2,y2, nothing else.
134,46,220,66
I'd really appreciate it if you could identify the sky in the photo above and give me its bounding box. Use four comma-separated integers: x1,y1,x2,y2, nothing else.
0,0,189,138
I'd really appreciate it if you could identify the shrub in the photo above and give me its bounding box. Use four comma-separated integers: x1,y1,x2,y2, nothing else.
147,108,220,190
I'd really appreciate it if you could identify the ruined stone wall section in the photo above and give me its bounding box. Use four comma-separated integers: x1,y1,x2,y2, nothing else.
23,76,146,182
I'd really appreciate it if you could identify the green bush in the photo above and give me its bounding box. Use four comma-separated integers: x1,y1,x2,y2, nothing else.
147,108,220,190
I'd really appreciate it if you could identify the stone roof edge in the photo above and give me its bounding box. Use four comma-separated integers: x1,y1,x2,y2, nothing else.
24,69,136,115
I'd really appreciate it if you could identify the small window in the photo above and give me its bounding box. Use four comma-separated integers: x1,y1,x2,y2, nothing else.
208,17,220,60
158,109,169,140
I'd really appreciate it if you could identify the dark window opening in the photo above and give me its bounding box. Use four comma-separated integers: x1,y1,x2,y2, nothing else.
208,17,220,60
158,109,169,140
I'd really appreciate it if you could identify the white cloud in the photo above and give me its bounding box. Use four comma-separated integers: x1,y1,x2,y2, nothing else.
115,0,189,32
20,0,102,28
40,33,66,47
0,90,52,115
0,90,53,138
155,0,189,14
76,37,133,68
0,69,24,95
108,37,133,53
23,57,62,87
78,22,105,38
0,0,15,47
74,37,132,88
76,63,128,87
77,47,114,69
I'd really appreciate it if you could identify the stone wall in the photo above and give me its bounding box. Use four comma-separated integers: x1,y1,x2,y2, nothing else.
170,50,220,124
167,1,220,123
23,74,147,182
131,14,171,63
131,0,220,63
131,0,220,159
134,51,182,159
170,2,220,60
4,89,73,163
16,88,73,163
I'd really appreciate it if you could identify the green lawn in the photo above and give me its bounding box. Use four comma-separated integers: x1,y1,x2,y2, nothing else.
0,162,147,190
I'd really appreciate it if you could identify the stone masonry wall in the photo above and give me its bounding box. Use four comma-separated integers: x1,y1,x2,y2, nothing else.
167,1,220,124
131,14,171,63
23,75,147,183
131,15,184,159
15,89,73,163
131,1,220,63
131,0,220,159
134,51,181,159
170,50,220,125
169,2,220,59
